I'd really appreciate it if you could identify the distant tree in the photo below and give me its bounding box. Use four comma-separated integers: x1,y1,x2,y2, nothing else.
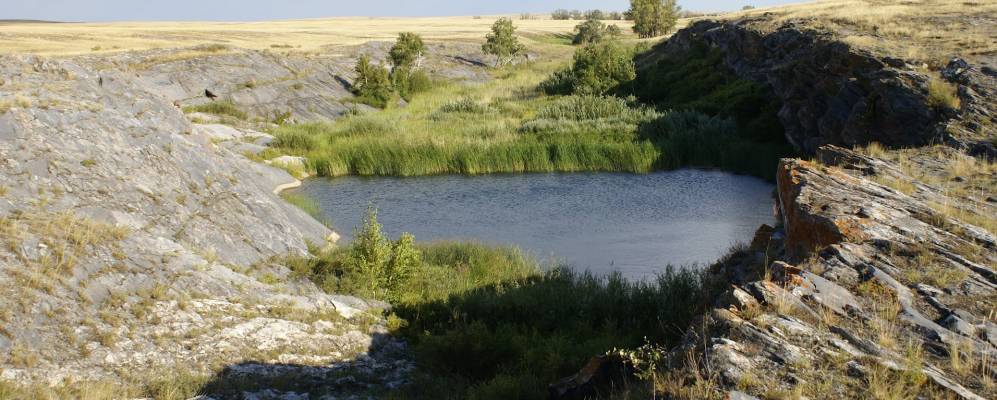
629,0,680,38
353,54,393,108
608,11,624,20
572,19,623,45
584,9,606,20
389,32,426,69
742,5,756,10
482,18,526,67
569,9,584,20
552,9,572,20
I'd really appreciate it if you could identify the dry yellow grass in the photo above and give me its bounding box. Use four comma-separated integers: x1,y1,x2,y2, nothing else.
722,0,997,65
0,16,632,56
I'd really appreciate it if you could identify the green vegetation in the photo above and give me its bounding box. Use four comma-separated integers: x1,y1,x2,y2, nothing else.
352,54,394,108
629,0,680,38
482,18,526,67
541,40,637,95
389,32,431,101
572,18,623,45
182,100,247,120
283,208,712,399
269,50,787,179
552,9,627,20
628,40,794,169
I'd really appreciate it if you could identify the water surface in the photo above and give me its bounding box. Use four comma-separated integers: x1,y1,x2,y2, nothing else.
298,170,774,279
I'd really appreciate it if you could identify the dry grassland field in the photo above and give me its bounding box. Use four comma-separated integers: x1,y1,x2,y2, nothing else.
0,16,632,56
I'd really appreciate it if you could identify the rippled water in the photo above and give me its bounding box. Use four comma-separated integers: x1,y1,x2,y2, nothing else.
297,170,775,279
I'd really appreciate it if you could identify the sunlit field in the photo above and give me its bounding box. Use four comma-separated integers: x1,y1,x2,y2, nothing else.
0,15,632,56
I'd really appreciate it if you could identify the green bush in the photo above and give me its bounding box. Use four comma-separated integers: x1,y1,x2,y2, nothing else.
352,54,394,108
537,68,575,95
572,19,621,45
540,41,635,95
571,41,636,95
393,68,433,101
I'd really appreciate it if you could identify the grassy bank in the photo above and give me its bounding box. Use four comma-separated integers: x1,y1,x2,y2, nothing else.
267,58,789,180
281,210,714,399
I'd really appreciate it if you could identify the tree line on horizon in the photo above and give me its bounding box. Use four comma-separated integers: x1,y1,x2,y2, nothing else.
551,0,681,38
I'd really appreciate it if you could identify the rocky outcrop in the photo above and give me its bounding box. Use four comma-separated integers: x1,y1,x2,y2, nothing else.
0,53,398,385
650,146,996,399
637,19,955,153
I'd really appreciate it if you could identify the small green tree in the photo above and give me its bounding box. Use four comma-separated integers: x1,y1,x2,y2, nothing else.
389,32,426,69
482,18,526,67
349,207,422,300
352,54,393,108
629,0,680,38
388,32,430,101
350,206,392,295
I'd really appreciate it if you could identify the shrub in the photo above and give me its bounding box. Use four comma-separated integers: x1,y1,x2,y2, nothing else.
393,68,433,101
538,68,576,95
572,19,622,45
540,42,635,95
352,54,393,108
568,41,636,95
926,77,961,111
482,18,526,67
348,207,421,300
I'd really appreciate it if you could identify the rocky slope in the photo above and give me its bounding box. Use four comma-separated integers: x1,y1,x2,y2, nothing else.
618,14,997,400
0,49,419,394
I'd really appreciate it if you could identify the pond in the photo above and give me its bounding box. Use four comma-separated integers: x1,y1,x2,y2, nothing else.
296,170,775,279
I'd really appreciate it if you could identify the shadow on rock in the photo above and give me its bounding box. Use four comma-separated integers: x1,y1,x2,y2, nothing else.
194,332,412,400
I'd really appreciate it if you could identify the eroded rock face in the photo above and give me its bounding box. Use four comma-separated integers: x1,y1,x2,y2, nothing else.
0,54,399,385
655,147,996,399
638,19,947,153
